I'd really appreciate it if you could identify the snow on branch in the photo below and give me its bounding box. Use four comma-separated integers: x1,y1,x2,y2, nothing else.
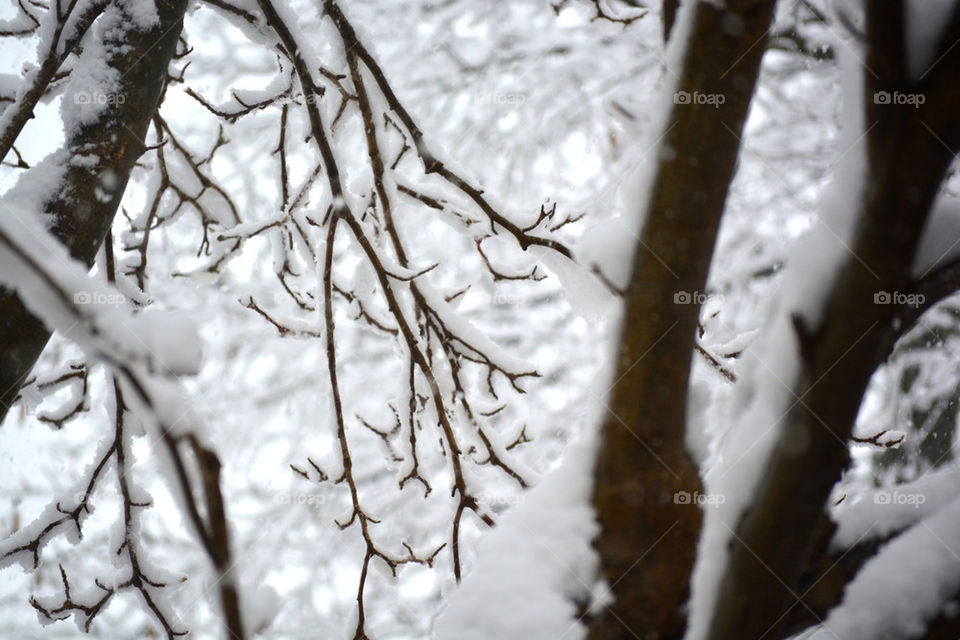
819,495,960,639
168,0,586,635
0,0,110,164
0,197,246,639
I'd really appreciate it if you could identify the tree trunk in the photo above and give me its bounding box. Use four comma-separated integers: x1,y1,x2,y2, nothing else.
0,0,189,423
589,1,775,638
708,4,960,638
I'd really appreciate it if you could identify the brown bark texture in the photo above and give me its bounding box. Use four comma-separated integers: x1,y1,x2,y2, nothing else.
589,1,776,638
0,0,189,423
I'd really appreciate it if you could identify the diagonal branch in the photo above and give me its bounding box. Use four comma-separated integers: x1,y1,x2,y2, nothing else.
0,0,109,163
0,0,190,424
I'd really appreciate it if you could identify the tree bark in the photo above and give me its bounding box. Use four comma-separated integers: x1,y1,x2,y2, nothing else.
0,0,188,423
588,2,775,638
708,4,960,639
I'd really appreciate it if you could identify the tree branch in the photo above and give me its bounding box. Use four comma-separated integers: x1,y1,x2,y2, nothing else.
0,0,190,424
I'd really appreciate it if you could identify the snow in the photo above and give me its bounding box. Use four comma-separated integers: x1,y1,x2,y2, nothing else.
685,377,714,467
8,0,944,636
229,71,293,114
244,583,281,634
0,12,36,37
36,375,86,424
0,196,204,380
536,0,699,322
911,192,960,277
121,307,205,376
815,495,960,640
433,437,599,640
1,148,69,223
832,462,960,548
0,72,19,99
121,0,159,31
0,1,642,637
570,0,691,293
59,1,110,54
686,25,869,640
531,244,615,324
574,215,640,291
416,279,533,377
904,0,958,81
59,5,121,136
52,0,162,138
0,435,115,572
0,171,212,519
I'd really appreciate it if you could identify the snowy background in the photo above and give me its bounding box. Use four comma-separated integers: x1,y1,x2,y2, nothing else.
1,0,959,639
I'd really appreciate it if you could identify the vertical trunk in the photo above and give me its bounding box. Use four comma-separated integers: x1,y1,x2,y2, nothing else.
708,5,960,639
589,1,775,638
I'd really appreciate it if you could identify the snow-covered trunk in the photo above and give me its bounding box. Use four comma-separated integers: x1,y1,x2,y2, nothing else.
588,1,775,638
0,0,188,421
707,4,960,639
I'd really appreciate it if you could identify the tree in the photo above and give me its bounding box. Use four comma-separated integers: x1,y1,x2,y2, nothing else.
0,0,605,637
589,1,775,636
708,4,960,638
4,1,960,639
587,1,960,639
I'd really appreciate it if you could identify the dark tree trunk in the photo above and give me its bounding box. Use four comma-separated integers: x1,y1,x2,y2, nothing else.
588,1,775,638
708,4,960,639
0,0,189,423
